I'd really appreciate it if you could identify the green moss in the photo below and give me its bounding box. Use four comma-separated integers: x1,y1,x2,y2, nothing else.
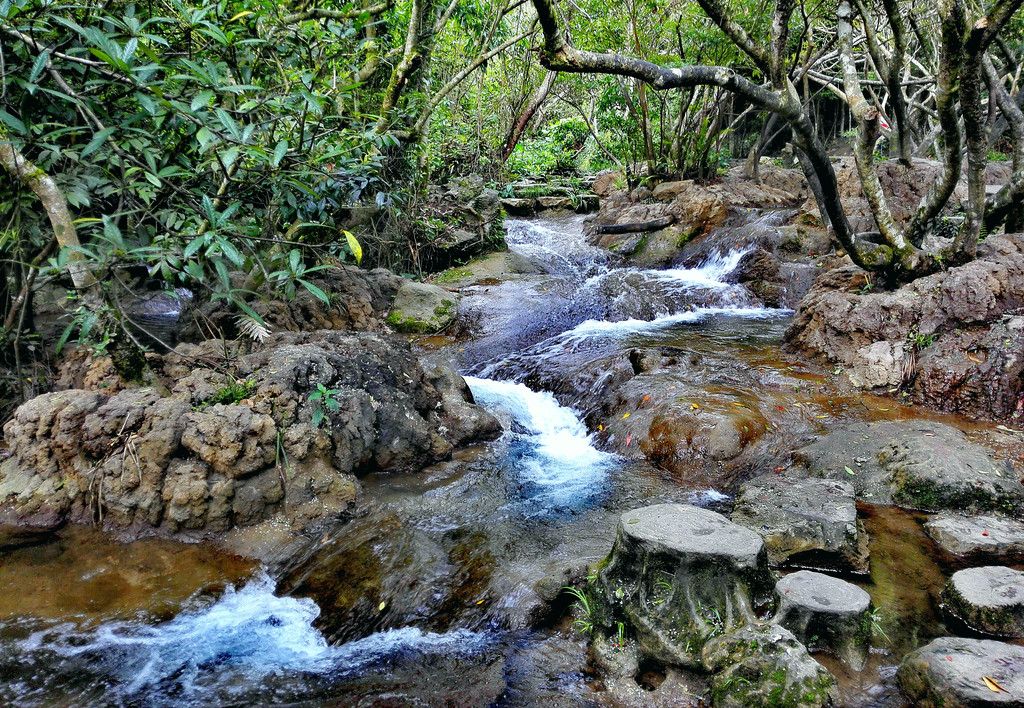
891,471,1019,514
433,299,455,318
434,268,472,284
385,312,434,334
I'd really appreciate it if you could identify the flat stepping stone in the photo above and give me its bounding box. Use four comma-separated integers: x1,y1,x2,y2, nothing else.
793,420,1022,514
732,474,868,573
592,504,773,669
942,566,1024,637
926,514,1024,557
703,624,838,708
898,637,1024,706
773,570,872,669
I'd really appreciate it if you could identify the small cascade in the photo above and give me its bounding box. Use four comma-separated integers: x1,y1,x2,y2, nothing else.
465,376,616,514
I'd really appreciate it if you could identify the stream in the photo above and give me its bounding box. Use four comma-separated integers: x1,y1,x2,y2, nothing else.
0,211,1002,706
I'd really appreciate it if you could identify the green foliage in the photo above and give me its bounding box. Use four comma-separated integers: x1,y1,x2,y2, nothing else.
209,379,256,406
506,118,590,177
309,382,341,427
563,586,594,634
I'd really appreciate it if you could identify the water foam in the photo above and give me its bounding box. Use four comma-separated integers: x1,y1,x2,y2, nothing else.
465,376,615,512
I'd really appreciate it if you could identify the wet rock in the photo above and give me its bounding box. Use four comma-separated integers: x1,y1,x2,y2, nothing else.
0,523,56,551
773,570,872,668
501,197,536,216
732,475,868,573
792,420,1023,514
702,624,839,708
925,514,1024,557
941,566,1024,637
592,170,624,197
386,282,459,334
0,331,499,545
591,504,774,669
537,196,574,210
575,194,600,213
178,265,403,343
897,636,1024,707
786,234,1024,421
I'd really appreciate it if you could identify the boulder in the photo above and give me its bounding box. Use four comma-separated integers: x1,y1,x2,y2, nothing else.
773,570,872,668
536,196,574,211
941,566,1024,637
732,475,868,574
590,504,774,668
0,331,500,543
785,234,1024,421
898,636,1024,707
792,420,1023,513
575,194,600,213
702,624,839,708
501,197,536,216
925,514,1024,557
386,282,459,334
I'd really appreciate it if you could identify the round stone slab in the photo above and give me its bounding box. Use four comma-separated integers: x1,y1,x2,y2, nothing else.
619,503,765,570
942,566,1024,636
774,570,872,668
926,514,1024,557
898,637,1024,706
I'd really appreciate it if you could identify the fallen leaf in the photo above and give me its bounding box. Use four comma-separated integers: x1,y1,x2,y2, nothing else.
946,655,953,661
622,413,630,419
773,466,786,471
476,599,486,605
983,676,1009,693
877,407,890,411
845,466,856,476
628,518,640,524
598,424,604,431
378,602,387,612
690,403,699,410
983,529,990,536
642,395,651,403
815,414,828,418
968,353,984,363
626,433,632,446
776,405,786,411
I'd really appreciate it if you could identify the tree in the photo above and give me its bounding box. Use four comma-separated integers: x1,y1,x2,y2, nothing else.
528,0,1024,284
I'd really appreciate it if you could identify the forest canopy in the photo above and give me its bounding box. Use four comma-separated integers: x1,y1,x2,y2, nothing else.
1,0,1023,391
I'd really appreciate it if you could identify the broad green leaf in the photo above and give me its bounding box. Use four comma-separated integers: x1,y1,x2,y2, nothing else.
81,127,117,158
272,139,288,168
191,89,215,111
298,278,330,304
0,109,26,134
29,50,50,83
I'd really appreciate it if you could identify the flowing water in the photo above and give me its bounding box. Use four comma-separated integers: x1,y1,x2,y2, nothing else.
0,211,1005,706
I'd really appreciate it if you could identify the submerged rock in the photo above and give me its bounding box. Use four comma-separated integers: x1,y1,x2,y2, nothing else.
898,636,1024,707
0,331,499,545
926,514,1024,557
590,504,774,669
702,624,838,708
732,475,868,574
773,570,872,669
387,282,459,334
942,566,1024,637
792,420,1023,514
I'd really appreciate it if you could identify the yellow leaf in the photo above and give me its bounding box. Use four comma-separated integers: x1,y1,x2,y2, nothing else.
983,676,1008,693
344,230,363,265
598,424,603,431
229,10,253,21
622,413,630,419
378,601,386,611
690,403,699,410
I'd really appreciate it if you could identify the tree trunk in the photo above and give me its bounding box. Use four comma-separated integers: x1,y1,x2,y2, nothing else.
501,70,557,162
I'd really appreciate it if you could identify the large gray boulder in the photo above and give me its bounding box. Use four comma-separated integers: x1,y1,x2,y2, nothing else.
898,637,1024,707
925,514,1024,557
732,475,868,573
773,570,872,668
792,420,1023,514
703,624,838,708
941,566,1024,637
590,504,774,668
386,282,459,334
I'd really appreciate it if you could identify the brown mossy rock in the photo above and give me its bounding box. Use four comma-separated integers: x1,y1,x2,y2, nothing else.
898,637,1024,707
0,331,500,543
178,265,404,342
703,624,839,708
785,235,1024,420
590,504,774,669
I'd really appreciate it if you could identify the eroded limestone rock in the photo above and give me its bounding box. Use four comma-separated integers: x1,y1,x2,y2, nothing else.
773,570,872,669
387,282,459,334
591,504,774,669
732,475,868,573
942,566,1024,637
898,636,1024,707
926,514,1024,557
